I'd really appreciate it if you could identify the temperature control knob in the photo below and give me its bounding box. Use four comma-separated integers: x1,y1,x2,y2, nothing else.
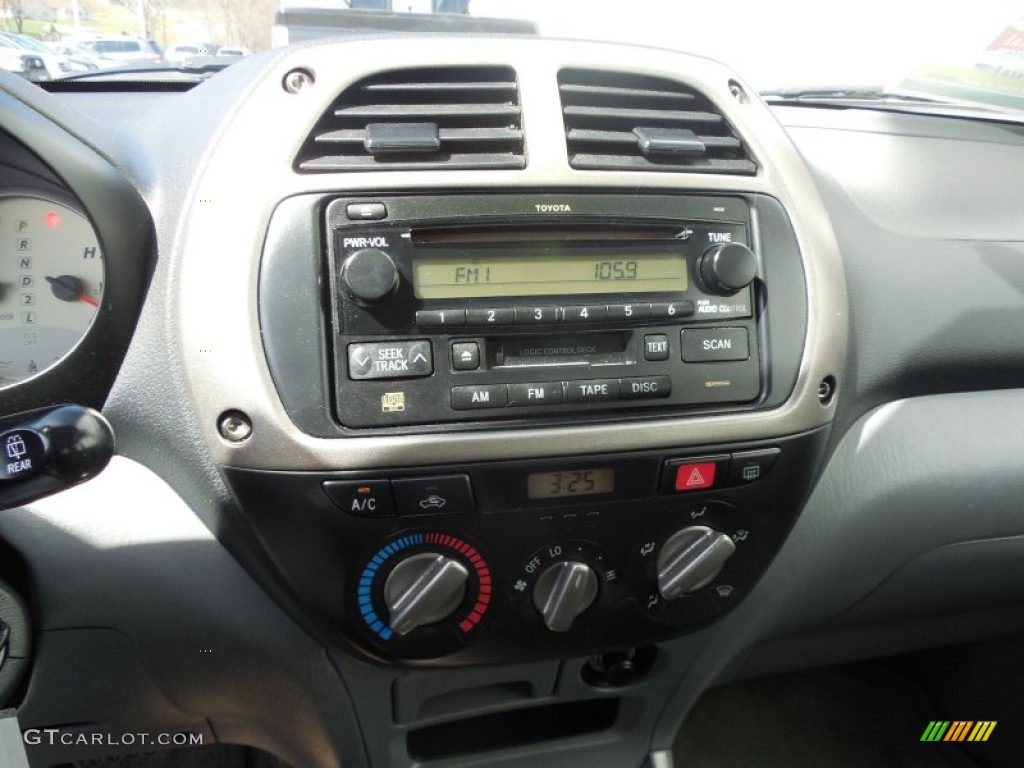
656,526,736,600
341,248,399,305
383,553,469,636
698,242,757,295
532,560,599,632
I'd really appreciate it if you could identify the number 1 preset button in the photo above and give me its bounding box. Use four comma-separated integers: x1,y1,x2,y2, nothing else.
416,309,465,327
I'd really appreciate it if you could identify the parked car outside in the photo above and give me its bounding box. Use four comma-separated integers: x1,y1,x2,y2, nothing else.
77,37,163,65
0,32,72,80
165,42,220,64
216,45,253,57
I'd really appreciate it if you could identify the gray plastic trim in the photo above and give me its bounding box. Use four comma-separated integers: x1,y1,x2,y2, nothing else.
0,457,366,768
170,37,846,470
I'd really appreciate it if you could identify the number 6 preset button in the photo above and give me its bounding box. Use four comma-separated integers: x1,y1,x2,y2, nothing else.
466,307,514,325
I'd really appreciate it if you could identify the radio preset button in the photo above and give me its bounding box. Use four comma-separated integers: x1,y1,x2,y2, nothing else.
563,305,607,323
644,334,670,361
651,301,695,322
508,382,564,406
681,328,749,362
514,306,560,324
607,303,651,322
467,308,514,326
451,384,507,410
451,342,480,371
565,379,619,402
348,340,433,380
417,309,466,327
620,376,672,399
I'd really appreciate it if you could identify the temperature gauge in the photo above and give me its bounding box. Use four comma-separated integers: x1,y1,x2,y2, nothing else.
0,197,104,387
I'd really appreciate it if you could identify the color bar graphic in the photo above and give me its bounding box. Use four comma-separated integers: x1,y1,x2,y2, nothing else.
921,721,996,742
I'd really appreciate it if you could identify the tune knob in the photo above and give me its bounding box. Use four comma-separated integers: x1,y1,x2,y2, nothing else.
383,552,469,636
656,526,736,600
698,242,758,295
532,560,599,632
341,248,399,305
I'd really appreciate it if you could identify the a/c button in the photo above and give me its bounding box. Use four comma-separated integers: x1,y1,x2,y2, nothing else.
322,480,395,517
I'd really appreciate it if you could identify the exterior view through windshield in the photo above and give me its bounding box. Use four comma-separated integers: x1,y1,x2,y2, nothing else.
1,0,1022,109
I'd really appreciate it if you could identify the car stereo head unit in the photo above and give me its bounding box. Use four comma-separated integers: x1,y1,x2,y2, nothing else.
324,194,764,429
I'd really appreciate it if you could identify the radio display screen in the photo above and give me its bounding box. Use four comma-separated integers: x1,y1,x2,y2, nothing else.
412,244,688,299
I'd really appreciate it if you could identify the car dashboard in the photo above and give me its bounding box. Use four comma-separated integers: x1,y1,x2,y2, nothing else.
1,34,1023,768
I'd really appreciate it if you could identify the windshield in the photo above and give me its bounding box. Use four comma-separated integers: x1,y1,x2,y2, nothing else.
6,0,1024,112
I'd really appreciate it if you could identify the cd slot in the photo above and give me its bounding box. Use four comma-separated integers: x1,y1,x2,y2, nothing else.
490,333,633,369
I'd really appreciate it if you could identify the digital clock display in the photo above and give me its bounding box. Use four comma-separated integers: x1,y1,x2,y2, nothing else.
527,468,615,499
412,244,687,299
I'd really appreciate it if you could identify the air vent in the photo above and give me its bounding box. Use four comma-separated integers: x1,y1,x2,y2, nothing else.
295,67,525,172
558,69,757,175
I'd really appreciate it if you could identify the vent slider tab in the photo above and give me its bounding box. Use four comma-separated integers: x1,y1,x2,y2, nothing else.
633,127,706,156
365,123,441,155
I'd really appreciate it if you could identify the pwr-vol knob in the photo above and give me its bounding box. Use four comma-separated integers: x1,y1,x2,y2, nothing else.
698,242,757,295
656,526,736,600
341,248,399,305
532,560,599,632
383,552,468,636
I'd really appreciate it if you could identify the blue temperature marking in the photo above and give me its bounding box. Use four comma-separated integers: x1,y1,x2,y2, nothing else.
357,533,426,640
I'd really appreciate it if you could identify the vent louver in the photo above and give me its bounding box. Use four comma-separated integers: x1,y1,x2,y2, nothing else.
295,67,525,172
559,69,757,175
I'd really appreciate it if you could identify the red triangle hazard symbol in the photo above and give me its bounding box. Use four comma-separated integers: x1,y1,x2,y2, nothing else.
685,467,705,486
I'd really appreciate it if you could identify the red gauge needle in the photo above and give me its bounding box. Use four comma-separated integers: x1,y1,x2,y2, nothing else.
45,275,99,307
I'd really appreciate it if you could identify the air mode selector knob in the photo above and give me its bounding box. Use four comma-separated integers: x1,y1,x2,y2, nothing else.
341,248,399,305
383,552,469,636
656,526,736,600
532,560,599,633
698,242,758,295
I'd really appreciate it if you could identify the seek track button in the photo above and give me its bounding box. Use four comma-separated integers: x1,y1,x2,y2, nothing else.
349,340,433,380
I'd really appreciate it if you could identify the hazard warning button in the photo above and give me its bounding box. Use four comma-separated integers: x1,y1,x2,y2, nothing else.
662,456,730,494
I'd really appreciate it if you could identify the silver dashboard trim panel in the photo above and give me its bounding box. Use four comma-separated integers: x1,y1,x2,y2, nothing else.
175,37,847,470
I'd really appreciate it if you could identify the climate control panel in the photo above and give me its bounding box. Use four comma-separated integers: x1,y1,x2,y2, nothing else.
225,429,825,665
